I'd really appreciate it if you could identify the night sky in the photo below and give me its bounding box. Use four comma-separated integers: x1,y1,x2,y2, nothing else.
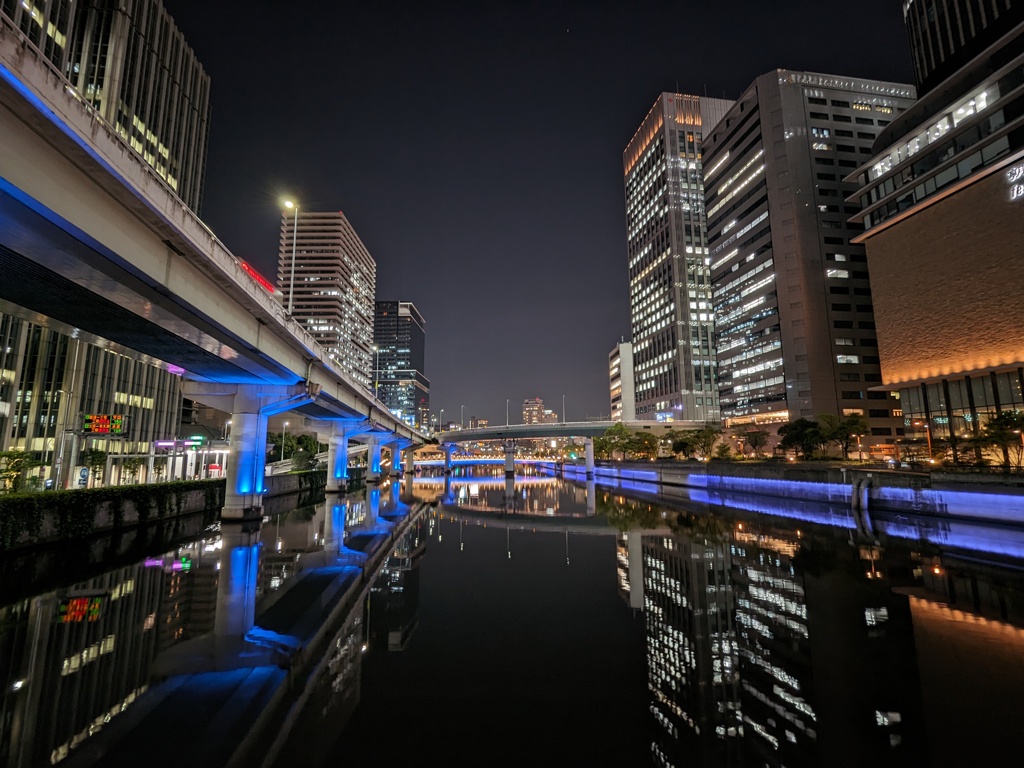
162,0,913,427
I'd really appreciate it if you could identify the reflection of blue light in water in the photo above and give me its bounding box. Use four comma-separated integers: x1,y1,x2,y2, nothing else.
369,488,381,518
876,518,1024,559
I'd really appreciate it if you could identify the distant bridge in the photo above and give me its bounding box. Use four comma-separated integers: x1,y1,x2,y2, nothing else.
441,420,700,443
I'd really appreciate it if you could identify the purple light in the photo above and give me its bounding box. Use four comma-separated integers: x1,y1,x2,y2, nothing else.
143,557,164,567
167,364,185,375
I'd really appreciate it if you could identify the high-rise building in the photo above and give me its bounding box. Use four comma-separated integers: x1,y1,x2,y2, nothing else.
0,0,211,212
277,211,376,389
609,340,635,422
522,397,545,425
468,417,489,429
373,301,429,428
623,93,732,423
850,4,1024,461
703,71,916,454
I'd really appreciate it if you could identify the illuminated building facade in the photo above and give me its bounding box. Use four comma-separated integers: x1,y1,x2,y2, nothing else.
850,3,1024,458
623,93,732,423
277,211,376,389
609,340,636,421
703,71,915,453
0,313,182,488
522,397,550,425
373,301,429,429
0,0,211,212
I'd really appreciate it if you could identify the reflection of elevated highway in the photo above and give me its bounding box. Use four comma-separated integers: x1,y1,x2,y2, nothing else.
445,420,691,443
438,509,617,536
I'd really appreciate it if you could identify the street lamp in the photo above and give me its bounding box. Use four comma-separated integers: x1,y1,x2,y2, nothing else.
372,344,380,398
281,421,289,462
440,408,444,433
506,398,509,426
562,394,566,424
461,404,464,429
282,200,299,315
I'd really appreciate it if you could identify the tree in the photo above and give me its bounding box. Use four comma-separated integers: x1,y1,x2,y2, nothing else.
778,418,823,458
82,448,108,487
0,450,42,493
714,443,733,460
976,410,1024,469
122,456,143,484
691,426,721,459
267,431,299,463
671,432,696,459
627,432,659,460
296,433,321,456
818,413,870,460
740,428,770,458
603,422,632,460
291,448,316,471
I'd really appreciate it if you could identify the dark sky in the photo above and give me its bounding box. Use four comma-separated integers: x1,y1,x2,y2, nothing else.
163,0,913,427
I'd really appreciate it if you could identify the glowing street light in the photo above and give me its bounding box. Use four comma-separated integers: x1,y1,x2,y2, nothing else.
281,420,289,462
913,420,933,461
282,200,299,315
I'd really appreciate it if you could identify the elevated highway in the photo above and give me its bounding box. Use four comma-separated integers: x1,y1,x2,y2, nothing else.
0,20,424,514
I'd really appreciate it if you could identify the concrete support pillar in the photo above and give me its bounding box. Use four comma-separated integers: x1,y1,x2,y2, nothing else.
367,435,383,483
214,521,261,638
326,431,350,493
584,437,595,481
183,382,315,522
586,479,596,516
224,392,266,520
504,440,515,479
402,471,415,503
403,447,416,475
443,443,455,475
391,442,403,474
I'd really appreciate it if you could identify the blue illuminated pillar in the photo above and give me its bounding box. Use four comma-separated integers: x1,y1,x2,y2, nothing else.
224,389,267,520
585,437,595,481
443,442,456,475
326,430,350,493
367,435,382,483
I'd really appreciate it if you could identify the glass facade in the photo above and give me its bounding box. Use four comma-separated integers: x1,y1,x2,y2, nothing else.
623,94,732,423
373,301,429,429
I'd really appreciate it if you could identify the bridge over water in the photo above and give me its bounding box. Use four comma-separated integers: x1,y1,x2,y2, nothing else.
0,21,425,520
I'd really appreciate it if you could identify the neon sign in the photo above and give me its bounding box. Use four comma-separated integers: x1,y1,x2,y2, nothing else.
1008,163,1024,201
240,261,275,293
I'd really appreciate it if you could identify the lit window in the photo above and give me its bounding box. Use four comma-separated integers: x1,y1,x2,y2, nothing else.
837,354,860,364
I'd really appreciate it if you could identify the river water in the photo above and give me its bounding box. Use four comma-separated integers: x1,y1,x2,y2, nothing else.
3,467,1024,766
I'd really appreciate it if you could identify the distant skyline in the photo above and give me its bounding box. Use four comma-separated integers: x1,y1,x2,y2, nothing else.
163,0,914,426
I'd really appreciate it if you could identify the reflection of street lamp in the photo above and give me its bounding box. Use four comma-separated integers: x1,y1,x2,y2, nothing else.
282,200,299,315
913,420,933,460
281,421,289,462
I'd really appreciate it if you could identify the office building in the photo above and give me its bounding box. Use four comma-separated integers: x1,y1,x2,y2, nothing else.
522,397,546,425
623,92,732,423
0,313,183,488
0,0,211,212
373,301,429,428
468,417,489,429
850,3,1024,459
277,210,376,389
703,71,915,454
609,340,636,421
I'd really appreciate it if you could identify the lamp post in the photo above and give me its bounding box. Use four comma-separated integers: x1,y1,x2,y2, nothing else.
440,408,444,433
372,344,379,399
281,421,289,462
461,404,464,430
562,394,566,424
282,200,299,315
506,398,509,426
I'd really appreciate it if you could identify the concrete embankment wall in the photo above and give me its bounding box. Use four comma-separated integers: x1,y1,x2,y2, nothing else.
558,460,1024,524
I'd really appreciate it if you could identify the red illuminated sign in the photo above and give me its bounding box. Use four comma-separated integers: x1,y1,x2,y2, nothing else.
82,414,126,434
240,261,275,293
58,596,103,623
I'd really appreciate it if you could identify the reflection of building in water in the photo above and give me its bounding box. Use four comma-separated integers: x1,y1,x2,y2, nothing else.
369,516,426,651
643,531,742,766
731,524,925,766
0,562,164,765
616,531,644,610
155,540,220,650
258,506,325,597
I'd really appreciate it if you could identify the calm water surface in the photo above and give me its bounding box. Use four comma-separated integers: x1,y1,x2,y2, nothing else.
2,468,1024,767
